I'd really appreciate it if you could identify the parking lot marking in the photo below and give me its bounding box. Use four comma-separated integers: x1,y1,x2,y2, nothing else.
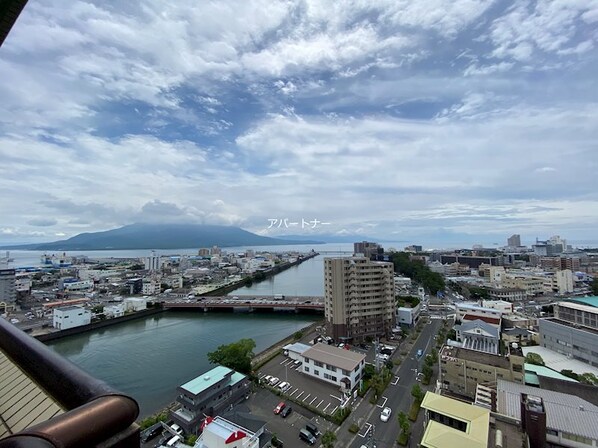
329,394,343,402
391,376,400,385
296,391,305,400
330,405,338,415
316,399,324,408
302,393,311,402
376,396,388,408
289,388,300,397
358,422,373,438
309,396,318,405
322,403,331,412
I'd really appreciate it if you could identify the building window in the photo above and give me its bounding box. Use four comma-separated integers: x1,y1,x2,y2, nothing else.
304,367,309,372
314,361,324,367
314,369,320,376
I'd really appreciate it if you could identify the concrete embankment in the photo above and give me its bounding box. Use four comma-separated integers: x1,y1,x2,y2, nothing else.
204,252,319,296
35,307,164,342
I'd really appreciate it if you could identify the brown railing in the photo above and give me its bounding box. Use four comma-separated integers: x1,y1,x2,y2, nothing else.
0,318,140,448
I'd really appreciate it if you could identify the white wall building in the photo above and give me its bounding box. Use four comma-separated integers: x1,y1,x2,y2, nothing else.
455,303,503,323
481,300,513,314
282,342,311,361
63,279,94,292
543,269,574,294
103,303,125,318
144,251,161,272
301,343,366,392
195,416,260,448
396,304,421,327
78,269,122,281
53,306,91,330
142,280,161,295
124,297,147,312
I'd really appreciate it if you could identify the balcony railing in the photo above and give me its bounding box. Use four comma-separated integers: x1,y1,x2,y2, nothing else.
0,317,140,447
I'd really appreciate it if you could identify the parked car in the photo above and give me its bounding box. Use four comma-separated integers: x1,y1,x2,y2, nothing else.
281,406,292,418
263,375,272,384
293,359,302,367
269,377,280,386
299,428,316,445
305,422,320,438
380,407,392,422
273,402,286,414
278,381,290,392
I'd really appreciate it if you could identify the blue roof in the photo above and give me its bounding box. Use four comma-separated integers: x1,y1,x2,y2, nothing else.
564,296,598,308
524,363,578,383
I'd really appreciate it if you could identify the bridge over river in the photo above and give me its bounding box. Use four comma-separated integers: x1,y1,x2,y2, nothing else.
161,295,325,312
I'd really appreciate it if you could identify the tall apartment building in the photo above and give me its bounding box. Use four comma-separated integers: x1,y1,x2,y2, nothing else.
144,250,161,271
324,256,395,341
0,265,16,307
507,234,521,247
353,241,383,259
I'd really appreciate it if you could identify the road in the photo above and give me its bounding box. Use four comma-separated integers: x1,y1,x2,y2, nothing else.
342,318,443,448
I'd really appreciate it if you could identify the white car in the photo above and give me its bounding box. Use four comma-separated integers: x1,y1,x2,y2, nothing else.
269,377,280,386
380,407,392,422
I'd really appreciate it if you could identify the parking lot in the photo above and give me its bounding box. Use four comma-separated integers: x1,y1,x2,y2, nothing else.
257,353,347,417
247,388,335,448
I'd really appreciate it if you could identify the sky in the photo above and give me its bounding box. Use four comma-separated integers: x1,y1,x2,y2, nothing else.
0,0,597,246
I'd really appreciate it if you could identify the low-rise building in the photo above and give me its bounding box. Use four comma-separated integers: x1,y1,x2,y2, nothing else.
282,342,311,361
496,379,598,448
439,345,525,399
301,343,366,393
455,303,502,324
396,303,421,327
194,415,260,448
124,297,147,312
63,279,94,292
103,303,125,318
503,275,544,297
52,305,91,330
454,319,500,355
420,392,490,448
487,287,526,302
480,300,513,314
170,366,250,435
542,269,574,294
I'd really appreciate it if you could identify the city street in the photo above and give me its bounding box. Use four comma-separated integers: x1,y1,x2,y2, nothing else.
335,319,443,448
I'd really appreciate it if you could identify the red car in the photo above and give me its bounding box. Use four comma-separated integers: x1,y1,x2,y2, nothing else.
273,402,286,414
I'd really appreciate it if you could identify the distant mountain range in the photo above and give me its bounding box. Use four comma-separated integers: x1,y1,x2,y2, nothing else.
1,223,325,251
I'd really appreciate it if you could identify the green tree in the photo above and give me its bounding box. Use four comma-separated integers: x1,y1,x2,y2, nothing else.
525,353,545,366
293,331,303,341
321,430,337,448
398,411,410,436
362,364,376,381
579,372,598,386
422,363,433,381
411,384,424,403
592,277,598,295
207,338,256,374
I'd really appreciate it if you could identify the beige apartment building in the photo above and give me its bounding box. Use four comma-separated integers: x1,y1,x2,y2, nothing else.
439,345,525,399
324,256,395,342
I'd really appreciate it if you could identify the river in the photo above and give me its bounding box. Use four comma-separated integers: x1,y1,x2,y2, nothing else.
47,311,318,417
41,243,382,417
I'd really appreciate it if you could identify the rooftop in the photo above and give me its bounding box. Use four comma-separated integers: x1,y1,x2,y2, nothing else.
497,379,598,441
521,346,598,378
282,342,311,354
421,392,490,448
441,346,514,369
302,343,365,372
462,314,501,326
54,305,87,312
523,363,578,386
564,296,598,308
180,366,245,396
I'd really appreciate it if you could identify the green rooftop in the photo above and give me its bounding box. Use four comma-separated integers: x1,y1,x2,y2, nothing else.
524,363,578,384
180,365,245,395
564,296,598,308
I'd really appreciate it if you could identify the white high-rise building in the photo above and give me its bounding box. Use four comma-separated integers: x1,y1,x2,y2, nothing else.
144,251,161,272
324,256,395,341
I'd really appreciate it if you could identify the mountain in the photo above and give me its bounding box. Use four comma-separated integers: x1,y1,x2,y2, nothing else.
2,223,324,250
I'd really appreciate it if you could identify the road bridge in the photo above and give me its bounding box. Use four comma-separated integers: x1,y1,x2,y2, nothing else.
162,295,324,312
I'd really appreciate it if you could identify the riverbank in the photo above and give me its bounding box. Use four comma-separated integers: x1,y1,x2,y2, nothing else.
34,307,164,342
203,251,319,296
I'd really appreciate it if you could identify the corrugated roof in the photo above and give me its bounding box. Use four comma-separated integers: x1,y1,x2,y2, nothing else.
282,342,311,354
496,379,598,440
302,343,365,372
421,392,489,448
